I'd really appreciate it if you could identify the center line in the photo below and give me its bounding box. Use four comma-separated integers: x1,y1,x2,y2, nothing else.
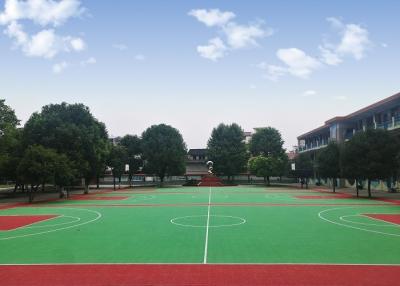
203,186,212,264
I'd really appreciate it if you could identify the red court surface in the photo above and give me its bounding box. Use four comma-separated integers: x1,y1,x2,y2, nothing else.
0,215,58,231
363,214,400,225
71,196,129,201
0,264,399,286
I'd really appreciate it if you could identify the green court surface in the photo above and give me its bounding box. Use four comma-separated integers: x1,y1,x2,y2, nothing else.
0,185,399,265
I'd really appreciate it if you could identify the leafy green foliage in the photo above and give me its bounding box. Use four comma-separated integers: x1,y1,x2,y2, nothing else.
141,124,187,182
0,99,19,130
22,103,109,186
248,155,286,184
317,142,341,191
207,123,248,179
120,135,142,183
249,127,285,157
342,129,399,197
293,152,314,179
107,144,128,189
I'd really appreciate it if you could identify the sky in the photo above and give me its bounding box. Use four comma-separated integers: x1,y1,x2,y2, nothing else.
1,0,399,150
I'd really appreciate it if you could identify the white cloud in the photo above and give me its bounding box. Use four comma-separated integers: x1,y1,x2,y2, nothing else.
81,56,96,66
0,0,84,26
113,43,128,51
4,22,86,58
302,90,317,97
276,48,321,78
249,84,256,89
261,17,371,80
197,37,227,61
322,17,371,62
262,65,287,81
223,21,269,49
70,37,85,51
134,54,146,61
0,0,86,60
381,43,388,48
188,9,235,27
52,61,68,74
189,8,272,60
319,45,342,66
337,24,370,60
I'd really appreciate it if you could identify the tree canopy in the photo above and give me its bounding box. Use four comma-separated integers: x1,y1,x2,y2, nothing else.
107,144,128,189
141,124,187,183
120,135,142,184
249,127,285,157
248,155,286,184
207,123,248,179
317,141,341,192
341,129,399,197
22,103,109,192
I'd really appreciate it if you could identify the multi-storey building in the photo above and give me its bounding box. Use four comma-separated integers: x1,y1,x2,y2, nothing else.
298,92,400,153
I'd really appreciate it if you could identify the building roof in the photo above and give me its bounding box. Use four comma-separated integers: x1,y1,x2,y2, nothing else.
188,149,207,156
297,92,400,139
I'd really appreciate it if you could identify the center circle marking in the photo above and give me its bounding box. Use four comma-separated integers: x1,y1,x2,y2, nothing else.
170,215,246,228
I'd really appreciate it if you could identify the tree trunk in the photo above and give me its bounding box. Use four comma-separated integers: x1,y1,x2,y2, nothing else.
355,179,359,197
113,175,116,190
28,184,34,203
118,177,121,189
305,178,308,189
267,176,270,186
84,184,89,194
13,183,18,193
332,178,336,193
367,179,372,198
96,174,100,189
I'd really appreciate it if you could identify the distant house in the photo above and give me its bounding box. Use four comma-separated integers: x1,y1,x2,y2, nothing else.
185,149,208,179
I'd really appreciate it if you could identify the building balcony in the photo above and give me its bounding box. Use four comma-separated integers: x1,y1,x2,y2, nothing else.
298,142,328,153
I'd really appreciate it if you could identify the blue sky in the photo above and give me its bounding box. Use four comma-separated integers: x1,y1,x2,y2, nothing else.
1,0,399,150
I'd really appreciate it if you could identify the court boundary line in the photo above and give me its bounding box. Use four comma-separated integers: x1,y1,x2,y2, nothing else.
0,262,399,266
0,207,102,241
203,186,212,264
318,207,400,237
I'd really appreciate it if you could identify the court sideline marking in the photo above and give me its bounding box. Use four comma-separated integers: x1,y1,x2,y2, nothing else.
203,186,212,264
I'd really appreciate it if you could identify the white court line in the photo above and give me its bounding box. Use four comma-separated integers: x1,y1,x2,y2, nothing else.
203,186,212,264
0,262,399,266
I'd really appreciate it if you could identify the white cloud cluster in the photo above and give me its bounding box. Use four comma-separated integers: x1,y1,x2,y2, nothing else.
52,61,68,74
188,9,235,27
81,56,96,66
189,8,272,61
260,17,371,80
0,0,86,59
197,37,227,61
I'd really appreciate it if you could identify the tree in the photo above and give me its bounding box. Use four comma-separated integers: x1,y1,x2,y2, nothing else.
141,124,187,184
248,155,281,185
293,152,314,188
120,135,142,186
107,144,128,190
317,142,341,192
0,99,19,131
207,123,248,181
54,154,77,198
249,127,285,157
23,103,109,194
342,129,399,197
0,100,22,188
17,145,59,202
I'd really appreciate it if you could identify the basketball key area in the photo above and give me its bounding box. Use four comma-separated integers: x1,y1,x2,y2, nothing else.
0,185,399,285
